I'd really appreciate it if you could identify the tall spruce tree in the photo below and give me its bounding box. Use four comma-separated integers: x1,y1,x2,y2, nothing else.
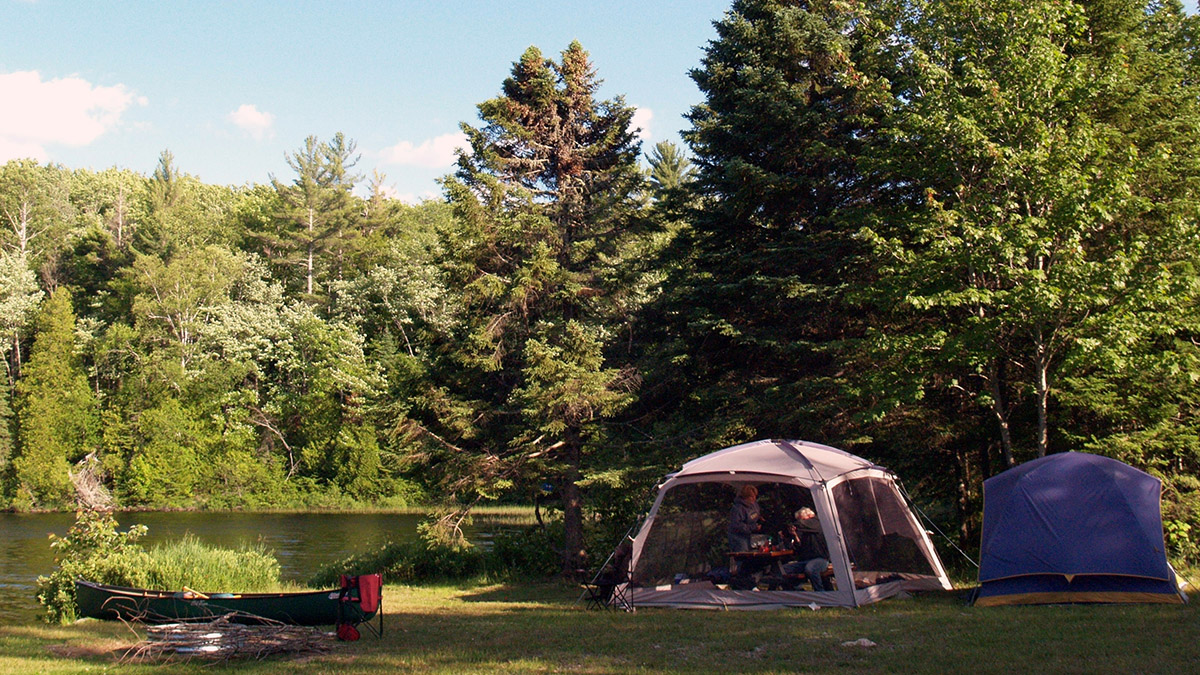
434,42,644,571
12,289,99,509
645,0,899,456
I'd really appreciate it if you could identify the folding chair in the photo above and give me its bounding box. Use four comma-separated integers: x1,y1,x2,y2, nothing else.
578,520,638,612
581,580,615,610
337,573,383,639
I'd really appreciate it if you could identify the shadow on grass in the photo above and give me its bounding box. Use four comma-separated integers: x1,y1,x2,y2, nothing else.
457,581,578,605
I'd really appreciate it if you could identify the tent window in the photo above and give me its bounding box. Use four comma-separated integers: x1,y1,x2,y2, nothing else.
833,477,936,576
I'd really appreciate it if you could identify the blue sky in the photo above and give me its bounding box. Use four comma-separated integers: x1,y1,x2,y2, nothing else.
2,0,1196,202
0,0,730,202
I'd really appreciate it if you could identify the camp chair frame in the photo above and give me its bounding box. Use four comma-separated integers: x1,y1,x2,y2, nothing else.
338,573,384,638
579,520,639,612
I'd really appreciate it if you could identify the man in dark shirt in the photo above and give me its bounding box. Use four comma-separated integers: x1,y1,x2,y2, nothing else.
781,507,831,591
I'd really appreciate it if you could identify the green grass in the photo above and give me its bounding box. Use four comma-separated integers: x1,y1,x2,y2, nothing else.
3,583,1198,674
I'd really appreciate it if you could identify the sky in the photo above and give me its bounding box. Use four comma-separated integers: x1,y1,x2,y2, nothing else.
2,1,1197,203
0,0,732,202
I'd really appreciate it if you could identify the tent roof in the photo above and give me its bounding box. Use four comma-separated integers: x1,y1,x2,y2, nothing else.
979,452,1171,582
672,439,881,483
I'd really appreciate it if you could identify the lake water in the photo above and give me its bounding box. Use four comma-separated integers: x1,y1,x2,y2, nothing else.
0,511,501,625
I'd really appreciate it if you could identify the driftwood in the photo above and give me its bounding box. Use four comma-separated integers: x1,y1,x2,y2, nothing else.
120,613,336,663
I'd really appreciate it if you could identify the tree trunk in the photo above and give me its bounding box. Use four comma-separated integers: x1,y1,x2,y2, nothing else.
10,331,21,381
306,208,315,296
987,361,1015,467
953,447,970,542
1033,330,1051,457
560,438,586,576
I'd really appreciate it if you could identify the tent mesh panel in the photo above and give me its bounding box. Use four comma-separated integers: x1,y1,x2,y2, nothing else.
833,477,938,576
632,482,811,587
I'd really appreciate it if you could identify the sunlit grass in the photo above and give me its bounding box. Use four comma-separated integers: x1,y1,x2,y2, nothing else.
5,582,1198,674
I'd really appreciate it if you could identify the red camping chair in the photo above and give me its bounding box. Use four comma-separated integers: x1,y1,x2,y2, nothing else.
337,573,383,640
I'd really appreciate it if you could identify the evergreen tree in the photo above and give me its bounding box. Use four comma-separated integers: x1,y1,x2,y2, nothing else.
645,140,697,194
645,0,898,457
268,134,363,303
435,42,644,571
12,289,99,509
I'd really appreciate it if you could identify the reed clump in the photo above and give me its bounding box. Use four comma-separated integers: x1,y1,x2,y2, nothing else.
99,534,283,593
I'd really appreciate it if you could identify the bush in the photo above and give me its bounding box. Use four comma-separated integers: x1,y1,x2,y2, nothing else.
309,520,565,587
36,509,147,624
489,523,562,578
310,537,487,588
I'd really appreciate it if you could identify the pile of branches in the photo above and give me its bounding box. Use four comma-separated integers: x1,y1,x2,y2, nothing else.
121,614,336,662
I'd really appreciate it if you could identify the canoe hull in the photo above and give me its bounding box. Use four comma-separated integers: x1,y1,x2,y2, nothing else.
75,579,375,626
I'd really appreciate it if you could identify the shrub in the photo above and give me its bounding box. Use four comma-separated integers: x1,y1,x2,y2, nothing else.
489,523,562,578
36,509,147,623
309,537,487,588
309,521,564,587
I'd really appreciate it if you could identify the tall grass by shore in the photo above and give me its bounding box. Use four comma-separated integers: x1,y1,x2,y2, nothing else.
99,535,285,593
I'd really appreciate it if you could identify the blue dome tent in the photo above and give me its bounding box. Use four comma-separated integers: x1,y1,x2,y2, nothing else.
975,452,1186,606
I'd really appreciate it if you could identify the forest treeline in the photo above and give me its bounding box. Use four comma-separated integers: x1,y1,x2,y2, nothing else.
4,0,1200,569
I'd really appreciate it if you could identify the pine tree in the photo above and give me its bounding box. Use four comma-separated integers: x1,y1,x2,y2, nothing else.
645,140,696,194
435,42,644,572
268,134,362,303
645,0,898,455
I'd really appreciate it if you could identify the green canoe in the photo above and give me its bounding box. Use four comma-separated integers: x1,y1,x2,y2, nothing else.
75,579,377,626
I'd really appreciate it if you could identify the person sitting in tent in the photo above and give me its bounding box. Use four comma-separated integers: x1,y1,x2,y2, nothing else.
727,484,761,553
781,508,831,591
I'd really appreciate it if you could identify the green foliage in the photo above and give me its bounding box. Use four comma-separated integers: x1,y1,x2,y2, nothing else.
308,521,564,588
35,510,283,624
488,523,564,578
309,536,487,588
119,398,207,508
433,40,647,573
645,140,696,195
5,4,1200,558
35,509,147,623
267,133,363,301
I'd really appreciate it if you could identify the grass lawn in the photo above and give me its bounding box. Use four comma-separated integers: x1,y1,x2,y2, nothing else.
1,583,1196,674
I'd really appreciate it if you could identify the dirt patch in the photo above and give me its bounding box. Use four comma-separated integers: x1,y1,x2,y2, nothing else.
46,639,131,660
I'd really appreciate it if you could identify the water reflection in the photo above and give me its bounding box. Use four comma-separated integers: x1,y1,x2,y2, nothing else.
0,511,506,626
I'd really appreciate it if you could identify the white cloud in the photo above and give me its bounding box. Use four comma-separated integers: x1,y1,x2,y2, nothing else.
394,189,441,205
631,106,653,142
0,70,142,162
0,136,47,163
228,103,275,141
379,131,466,168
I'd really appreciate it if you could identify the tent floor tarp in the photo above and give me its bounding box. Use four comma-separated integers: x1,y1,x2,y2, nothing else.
975,574,1184,606
630,576,948,610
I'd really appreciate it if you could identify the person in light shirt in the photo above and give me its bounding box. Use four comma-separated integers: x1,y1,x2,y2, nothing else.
781,507,831,591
